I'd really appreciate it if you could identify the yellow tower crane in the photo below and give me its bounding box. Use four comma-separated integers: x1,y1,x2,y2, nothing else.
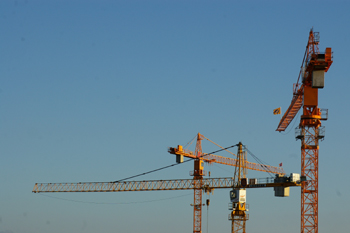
33,133,302,233
168,133,292,233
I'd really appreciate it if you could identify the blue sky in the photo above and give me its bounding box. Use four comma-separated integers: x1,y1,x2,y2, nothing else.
1,1,349,233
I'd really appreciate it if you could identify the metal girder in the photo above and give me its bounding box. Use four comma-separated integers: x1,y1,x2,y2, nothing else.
32,177,300,193
276,92,303,132
168,147,285,175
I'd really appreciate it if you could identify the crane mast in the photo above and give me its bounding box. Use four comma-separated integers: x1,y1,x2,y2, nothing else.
276,29,332,233
193,134,204,233
230,142,248,233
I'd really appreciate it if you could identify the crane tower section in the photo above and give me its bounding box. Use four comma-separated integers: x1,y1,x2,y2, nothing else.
276,29,333,233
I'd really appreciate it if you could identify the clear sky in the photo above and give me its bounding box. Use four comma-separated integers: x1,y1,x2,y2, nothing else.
1,0,349,233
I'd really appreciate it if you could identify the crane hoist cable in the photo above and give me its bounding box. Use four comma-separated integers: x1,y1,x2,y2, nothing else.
206,169,211,233
206,200,209,233
112,144,238,183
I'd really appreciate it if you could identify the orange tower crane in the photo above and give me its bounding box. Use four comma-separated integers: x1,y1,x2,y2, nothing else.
276,29,332,233
168,133,286,233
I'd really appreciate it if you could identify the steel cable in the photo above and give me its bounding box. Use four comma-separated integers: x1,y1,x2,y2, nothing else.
112,144,238,183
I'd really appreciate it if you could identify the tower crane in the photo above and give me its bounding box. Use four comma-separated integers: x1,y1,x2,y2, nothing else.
33,133,301,233
276,28,333,233
168,133,295,233
168,133,285,233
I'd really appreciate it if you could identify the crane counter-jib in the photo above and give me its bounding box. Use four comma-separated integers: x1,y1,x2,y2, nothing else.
168,147,285,175
32,176,301,193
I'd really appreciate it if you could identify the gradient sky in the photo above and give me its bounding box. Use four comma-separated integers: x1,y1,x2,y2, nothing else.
1,1,349,233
